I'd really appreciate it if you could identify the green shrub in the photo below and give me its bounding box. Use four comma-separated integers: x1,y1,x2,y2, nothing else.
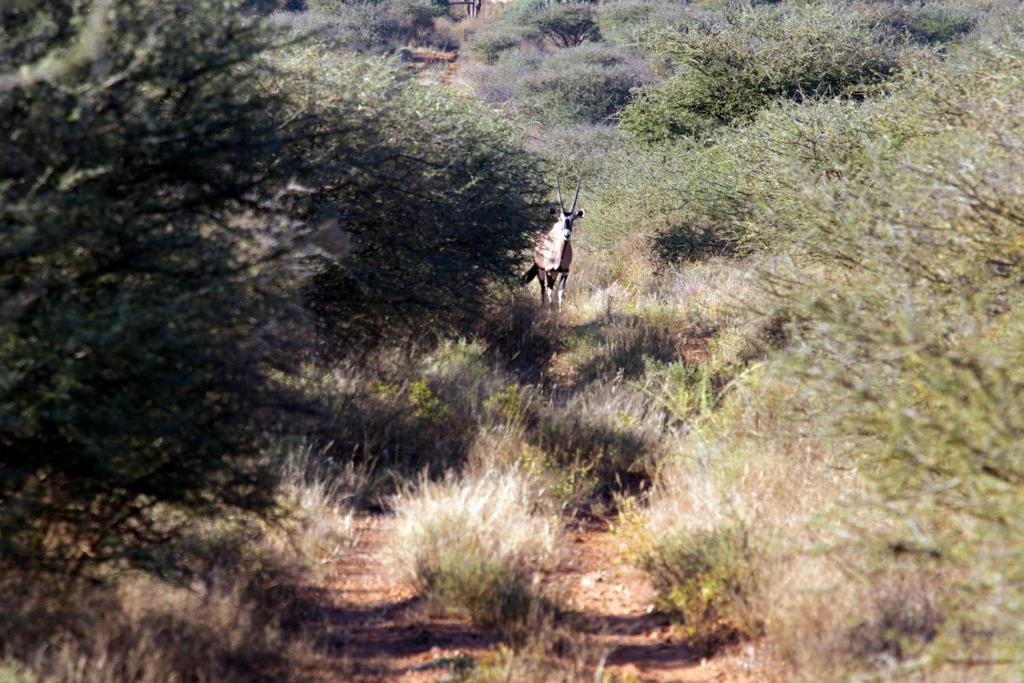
271,5,403,50
597,0,702,49
463,0,545,62
283,0,454,50
524,122,625,180
531,3,600,48
466,22,540,63
0,0,301,575
0,0,545,576
882,3,978,45
586,89,906,260
619,4,903,143
640,524,762,644
0,663,38,683
474,44,649,126
756,33,1024,673
273,47,546,348
515,44,651,125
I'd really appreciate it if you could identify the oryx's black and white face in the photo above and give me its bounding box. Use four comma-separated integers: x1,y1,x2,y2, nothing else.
552,176,585,239
550,206,586,239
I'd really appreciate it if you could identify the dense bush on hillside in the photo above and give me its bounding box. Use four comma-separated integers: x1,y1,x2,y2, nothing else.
472,43,650,126
618,4,903,143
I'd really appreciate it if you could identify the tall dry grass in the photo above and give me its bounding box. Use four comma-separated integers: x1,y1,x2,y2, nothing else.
384,468,562,638
0,446,360,683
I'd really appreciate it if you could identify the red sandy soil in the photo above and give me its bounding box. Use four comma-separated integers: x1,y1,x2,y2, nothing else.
311,516,769,682
407,49,459,85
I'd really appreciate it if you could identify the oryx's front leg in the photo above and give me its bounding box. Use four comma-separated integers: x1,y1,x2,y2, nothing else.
557,272,568,312
538,270,548,305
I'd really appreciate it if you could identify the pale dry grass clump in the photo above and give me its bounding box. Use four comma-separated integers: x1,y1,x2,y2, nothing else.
276,446,362,572
385,469,562,636
0,537,321,683
0,447,362,683
625,362,959,679
621,366,861,652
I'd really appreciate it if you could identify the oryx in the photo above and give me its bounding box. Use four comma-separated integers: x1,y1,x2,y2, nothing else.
521,178,585,310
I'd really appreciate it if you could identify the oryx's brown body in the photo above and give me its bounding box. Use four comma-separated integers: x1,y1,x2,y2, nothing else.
521,178,584,311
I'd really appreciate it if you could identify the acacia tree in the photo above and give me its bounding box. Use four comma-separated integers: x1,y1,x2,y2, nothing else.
274,47,547,350
532,4,600,48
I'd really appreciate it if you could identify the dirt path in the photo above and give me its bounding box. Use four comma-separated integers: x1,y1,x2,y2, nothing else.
406,49,459,85
312,516,760,682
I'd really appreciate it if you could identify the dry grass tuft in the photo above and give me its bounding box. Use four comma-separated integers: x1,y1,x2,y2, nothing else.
0,446,361,683
385,469,562,638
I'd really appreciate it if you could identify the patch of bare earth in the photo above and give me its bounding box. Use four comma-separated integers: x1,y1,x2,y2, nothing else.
407,49,459,85
310,516,768,682
310,515,496,682
558,522,766,682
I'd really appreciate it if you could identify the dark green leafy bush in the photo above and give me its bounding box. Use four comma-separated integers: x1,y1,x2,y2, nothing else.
0,0,544,576
0,0,298,574
276,47,546,348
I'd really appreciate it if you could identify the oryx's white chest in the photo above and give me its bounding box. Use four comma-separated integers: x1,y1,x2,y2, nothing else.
534,220,574,272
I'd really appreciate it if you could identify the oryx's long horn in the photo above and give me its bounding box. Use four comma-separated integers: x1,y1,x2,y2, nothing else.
570,177,581,212
556,177,565,212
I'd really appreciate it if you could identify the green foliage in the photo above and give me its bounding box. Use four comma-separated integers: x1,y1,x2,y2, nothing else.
753,32,1024,671
515,44,651,125
640,524,761,642
882,3,979,44
475,44,649,126
280,0,455,50
597,0,701,49
462,0,546,62
275,4,403,51
0,0,545,576
465,22,540,63
0,0,301,574
619,4,902,143
274,47,545,348
0,663,38,683
531,3,600,48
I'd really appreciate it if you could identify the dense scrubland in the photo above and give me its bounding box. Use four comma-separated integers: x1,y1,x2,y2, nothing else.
3,0,1024,680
